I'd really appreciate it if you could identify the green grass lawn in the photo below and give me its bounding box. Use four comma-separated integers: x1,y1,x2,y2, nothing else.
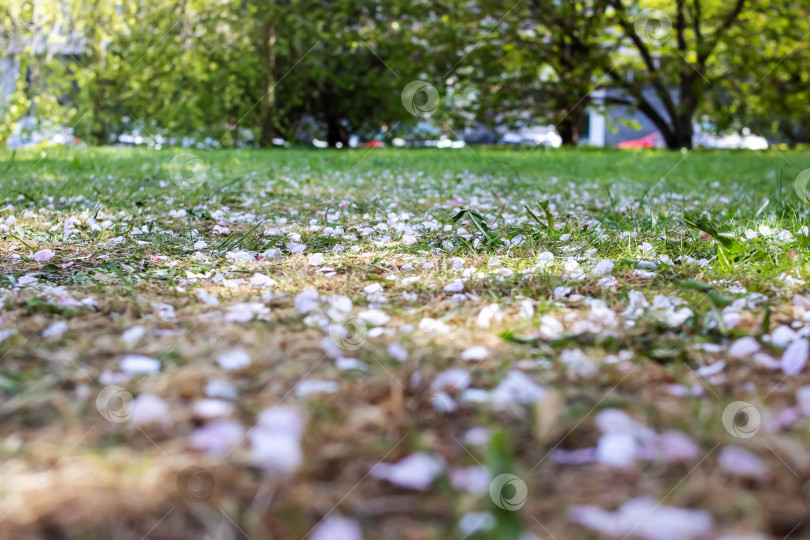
1,146,810,539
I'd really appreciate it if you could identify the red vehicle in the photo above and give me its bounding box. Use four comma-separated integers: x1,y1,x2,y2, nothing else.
617,132,658,149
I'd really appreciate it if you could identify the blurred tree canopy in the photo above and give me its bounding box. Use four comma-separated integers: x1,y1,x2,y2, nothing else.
0,0,807,148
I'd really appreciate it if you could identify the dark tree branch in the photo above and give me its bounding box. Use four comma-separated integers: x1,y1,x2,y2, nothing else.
691,0,703,44
698,0,746,65
677,0,687,54
601,96,635,106
607,0,679,128
605,68,676,145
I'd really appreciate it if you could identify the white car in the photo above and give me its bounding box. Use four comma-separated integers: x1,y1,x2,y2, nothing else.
694,127,768,150
501,126,562,148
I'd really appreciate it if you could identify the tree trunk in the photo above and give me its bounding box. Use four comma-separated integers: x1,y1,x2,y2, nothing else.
326,115,348,147
674,118,694,150
259,7,277,146
659,123,693,150
634,93,695,150
557,100,585,145
91,79,107,145
88,0,107,146
778,120,805,146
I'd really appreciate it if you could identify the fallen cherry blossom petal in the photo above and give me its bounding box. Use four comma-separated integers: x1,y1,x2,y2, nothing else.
569,497,713,540
797,386,810,416
357,309,390,326
431,368,471,392
370,452,443,490
131,393,170,426
217,349,251,370
310,516,363,540
296,379,339,397
193,398,234,419
656,431,701,462
728,337,760,358
32,249,54,262
387,342,408,362
205,379,236,400
443,281,464,293
596,432,638,468
256,406,305,439
718,446,768,480
42,321,68,339
781,338,809,375
120,355,160,374
449,466,490,494
295,289,320,313
121,326,146,344
190,419,244,455
490,370,546,406
249,429,302,474
461,345,489,361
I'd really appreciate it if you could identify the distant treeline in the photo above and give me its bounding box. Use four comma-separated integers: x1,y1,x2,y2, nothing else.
1,0,807,148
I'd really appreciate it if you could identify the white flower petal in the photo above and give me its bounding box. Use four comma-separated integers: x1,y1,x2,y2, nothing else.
431,368,471,392
370,452,443,490
310,516,363,540
190,419,244,455
443,281,464,293
728,337,760,358
42,321,68,339
249,429,302,474
718,446,768,479
217,349,251,370
120,354,160,374
131,393,170,426
387,342,408,362
596,432,638,467
121,326,146,344
781,339,809,375
461,346,489,361
357,309,390,326
295,379,339,397
32,249,54,262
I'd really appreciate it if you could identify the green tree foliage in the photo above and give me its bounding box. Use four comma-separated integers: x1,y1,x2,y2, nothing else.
0,0,807,148
705,0,810,145
453,0,616,145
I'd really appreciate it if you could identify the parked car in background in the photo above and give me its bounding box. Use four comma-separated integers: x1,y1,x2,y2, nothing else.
500,125,563,148
462,128,499,145
412,136,465,148
617,132,659,149
694,125,769,150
